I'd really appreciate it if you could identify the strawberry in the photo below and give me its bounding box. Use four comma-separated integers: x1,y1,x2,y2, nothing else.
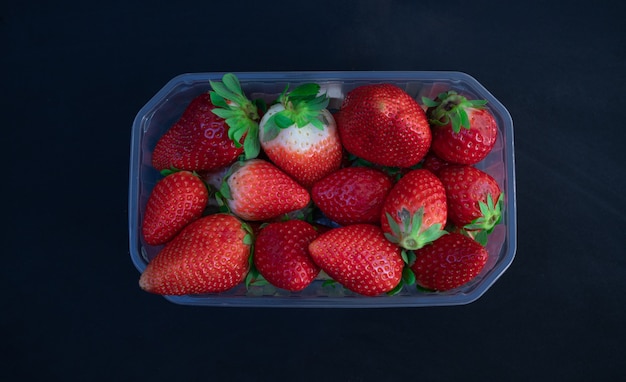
381,169,447,250
336,83,431,168
141,170,209,246
308,224,404,296
311,166,393,226
152,73,261,172
253,220,320,292
218,159,311,221
258,83,343,188
423,91,497,165
410,232,488,291
437,165,503,244
421,151,452,175
139,213,252,295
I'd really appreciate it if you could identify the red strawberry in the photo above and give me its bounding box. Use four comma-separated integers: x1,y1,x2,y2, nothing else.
253,220,320,292
410,232,488,291
152,73,261,172
308,224,404,296
421,151,452,175
142,170,209,246
311,166,393,226
336,83,431,168
437,165,503,244
423,91,497,165
258,83,343,188
381,169,447,250
139,213,252,295
218,159,311,221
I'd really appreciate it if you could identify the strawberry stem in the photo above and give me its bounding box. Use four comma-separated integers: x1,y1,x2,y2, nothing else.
422,91,488,133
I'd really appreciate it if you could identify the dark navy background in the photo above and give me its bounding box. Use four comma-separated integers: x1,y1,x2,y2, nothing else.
3,1,625,380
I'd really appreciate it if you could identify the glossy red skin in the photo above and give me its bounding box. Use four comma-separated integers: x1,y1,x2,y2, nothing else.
227,159,311,221
336,84,431,168
142,171,208,246
437,165,502,228
253,220,320,292
430,107,497,165
260,109,343,189
380,169,447,239
139,214,250,295
312,166,393,226
410,232,488,291
152,93,244,172
308,224,404,296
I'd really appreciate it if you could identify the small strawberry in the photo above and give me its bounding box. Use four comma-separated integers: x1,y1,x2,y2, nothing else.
336,83,431,168
142,170,209,246
423,91,497,165
218,159,311,221
381,169,448,250
152,73,261,172
258,83,343,188
253,220,320,292
410,232,488,291
139,213,252,295
437,165,503,244
308,224,404,296
311,166,393,226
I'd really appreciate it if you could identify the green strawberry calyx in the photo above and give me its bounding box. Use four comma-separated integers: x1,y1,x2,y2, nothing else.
463,193,504,245
386,250,418,296
214,161,242,213
242,221,269,289
422,91,488,133
261,83,330,142
384,207,447,250
209,73,262,160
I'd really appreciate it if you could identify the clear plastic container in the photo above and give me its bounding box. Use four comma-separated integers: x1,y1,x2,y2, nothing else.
128,71,516,307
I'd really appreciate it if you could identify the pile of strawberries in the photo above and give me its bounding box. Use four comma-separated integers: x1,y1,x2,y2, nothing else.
138,73,504,297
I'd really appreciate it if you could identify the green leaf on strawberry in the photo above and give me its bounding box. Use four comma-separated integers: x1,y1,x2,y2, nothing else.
245,265,269,288
261,82,330,143
384,207,447,250
402,266,416,286
209,73,262,159
464,193,504,233
422,91,488,133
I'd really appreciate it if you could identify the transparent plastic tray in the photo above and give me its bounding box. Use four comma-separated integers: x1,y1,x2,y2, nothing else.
128,71,516,307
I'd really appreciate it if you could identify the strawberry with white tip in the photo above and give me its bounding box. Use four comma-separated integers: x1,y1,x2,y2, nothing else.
258,83,343,189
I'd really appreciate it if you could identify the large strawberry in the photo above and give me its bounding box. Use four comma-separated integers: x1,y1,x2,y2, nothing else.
253,220,320,292
139,213,252,295
308,224,404,296
437,165,503,244
218,159,311,221
336,83,431,168
258,83,343,188
423,91,497,165
410,232,488,291
311,166,393,226
152,73,261,172
381,169,447,250
141,170,209,246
